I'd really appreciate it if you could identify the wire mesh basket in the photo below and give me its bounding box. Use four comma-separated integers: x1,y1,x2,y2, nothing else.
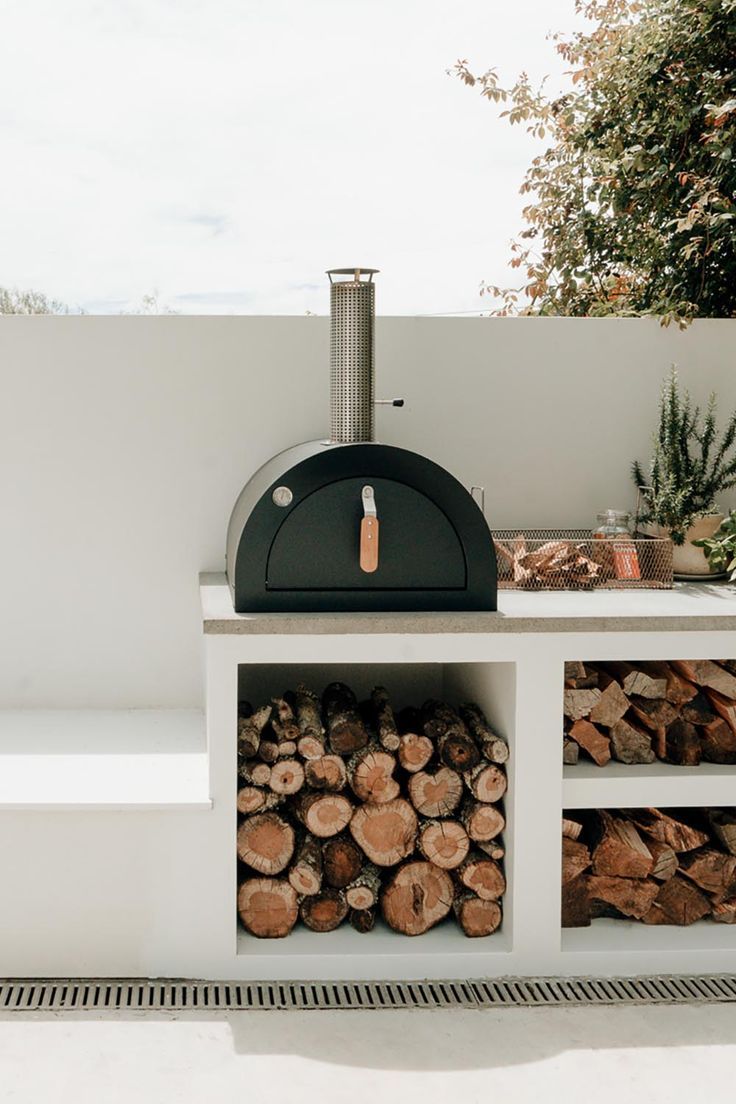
494,529,673,591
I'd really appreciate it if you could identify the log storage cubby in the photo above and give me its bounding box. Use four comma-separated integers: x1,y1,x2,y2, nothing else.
202,574,736,979
236,682,507,941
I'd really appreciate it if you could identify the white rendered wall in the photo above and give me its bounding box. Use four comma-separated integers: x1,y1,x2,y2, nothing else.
1,316,734,709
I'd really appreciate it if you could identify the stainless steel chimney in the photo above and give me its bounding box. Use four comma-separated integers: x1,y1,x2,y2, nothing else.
327,267,378,443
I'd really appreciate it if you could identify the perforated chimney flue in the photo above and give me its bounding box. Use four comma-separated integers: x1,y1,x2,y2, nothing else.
327,267,378,444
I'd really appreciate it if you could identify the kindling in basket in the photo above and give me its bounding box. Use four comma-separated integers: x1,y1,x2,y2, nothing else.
494,529,673,590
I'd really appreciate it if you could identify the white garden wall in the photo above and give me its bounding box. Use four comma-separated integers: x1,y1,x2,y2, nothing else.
1,316,734,709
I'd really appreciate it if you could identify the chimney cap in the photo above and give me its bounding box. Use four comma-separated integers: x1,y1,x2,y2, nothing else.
327,267,379,283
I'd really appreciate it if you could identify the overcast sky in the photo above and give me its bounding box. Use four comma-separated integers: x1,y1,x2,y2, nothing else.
0,0,584,314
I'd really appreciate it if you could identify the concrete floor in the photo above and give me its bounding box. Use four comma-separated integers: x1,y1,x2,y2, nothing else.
0,1004,734,1102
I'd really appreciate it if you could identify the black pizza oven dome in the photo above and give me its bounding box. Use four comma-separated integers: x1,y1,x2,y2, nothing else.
226,268,497,613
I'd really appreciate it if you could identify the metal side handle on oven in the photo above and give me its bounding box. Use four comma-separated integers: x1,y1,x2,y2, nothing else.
360,485,379,573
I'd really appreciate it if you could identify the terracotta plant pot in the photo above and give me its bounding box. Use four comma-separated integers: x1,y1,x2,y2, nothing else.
655,514,725,576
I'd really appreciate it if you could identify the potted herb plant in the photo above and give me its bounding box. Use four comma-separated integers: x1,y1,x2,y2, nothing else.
693,511,736,581
632,368,736,576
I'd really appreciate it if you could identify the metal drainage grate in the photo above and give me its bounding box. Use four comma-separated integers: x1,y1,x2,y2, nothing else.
0,975,735,1012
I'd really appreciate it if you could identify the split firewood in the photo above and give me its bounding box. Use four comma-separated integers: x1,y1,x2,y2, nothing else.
664,719,701,766
592,811,654,879
421,700,480,772
297,792,353,838
626,661,697,706
699,718,736,764
300,889,348,933
568,718,611,766
712,898,736,924
671,660,736,700
258,739,280,764
237,786,270,815
350,798,418,867
562,817,583,841
239,761,272,787
564,660,586,683
304,755,347,793
561,872,592,927
681,691,717,727
237,704,272,759
350,907,376,933
322,682,369,755
408,767,463,818
563,688,602,722
381,861,454,936
270,697,300,743
602,662,667,700
461,798,505,842
463,762,507,803
589,680,630,728
348,745,400,804
345,864,382,910
709,810,736,855
294,684,325,759
236,812,295,876
644,837,678,881
625,809,710,852
418,819,470,870
459,703,509,764
288,834,323,897
456,853,506,901
563,738,579,765
679,848,736,901
587,875,660,919
706,689,736,735
397,732,434,773
628,695,678,737
610,717,655,764
453,893,502,937
238,878,298,939
562,837,591,884
269,758,305,795
322,836,364,889
641,874,711,925
370,686,401,753
564,662,599,690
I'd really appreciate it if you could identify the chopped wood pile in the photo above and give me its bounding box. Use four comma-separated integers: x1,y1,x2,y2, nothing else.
562,807,736,927
563,660,736,767
236,683,508,938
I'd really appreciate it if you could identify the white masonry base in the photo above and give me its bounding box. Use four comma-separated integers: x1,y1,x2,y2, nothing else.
0,576,734,980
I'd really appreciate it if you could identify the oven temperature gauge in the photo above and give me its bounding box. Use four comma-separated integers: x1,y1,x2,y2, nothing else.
272,486,293,508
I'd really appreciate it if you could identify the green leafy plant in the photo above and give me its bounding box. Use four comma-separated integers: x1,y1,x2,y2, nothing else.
632,368,736,543
455,0,736,322
693,510,736,579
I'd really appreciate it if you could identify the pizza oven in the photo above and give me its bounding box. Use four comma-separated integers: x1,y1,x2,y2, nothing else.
226,268,497,612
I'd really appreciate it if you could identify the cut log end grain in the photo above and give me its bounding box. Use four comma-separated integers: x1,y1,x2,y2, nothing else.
269,758,305,795
645,837,678,882
298,792,353,839
568,718,611,766
562,837,591,885
463,762,507,803
297,735,326,761
237,786,267,815
563,688,602,722
348,747,400,804
350,798,418,867
679,848,736,900
323,681,369,754
238,878,298,939
300,889,348,933
422,700,480,772
397,732,434,773
562,817,584,841
408,767,463,818
641,874,711,926
382,861,454,936
345,864,382,910
610,718,655,765
236,813,294,876
627,809,709,853
461,799,505,842
241,761,272,787
304,755,347,793
672,659,736,700
322,837,364,889
418,819,470,870
589,680,630,728
457,853,506,901
258,740,280,764
288,834,323,897
592,811,654,879
587,875,659,919
453,894,502,937
350,907,376,933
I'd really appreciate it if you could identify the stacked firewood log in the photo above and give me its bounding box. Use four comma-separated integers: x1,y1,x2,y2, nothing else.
236,683,507,938
562,808,736,927
563,659,736,767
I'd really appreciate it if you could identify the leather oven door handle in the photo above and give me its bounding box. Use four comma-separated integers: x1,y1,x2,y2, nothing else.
360,484,379,573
